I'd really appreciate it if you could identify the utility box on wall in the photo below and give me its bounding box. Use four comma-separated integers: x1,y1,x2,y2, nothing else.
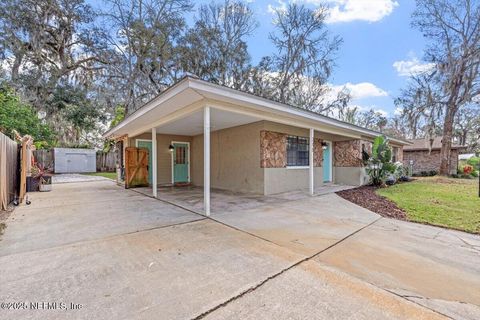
54,148,96,173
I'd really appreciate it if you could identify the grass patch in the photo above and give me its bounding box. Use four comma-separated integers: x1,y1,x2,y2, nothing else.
377,177,480,233
83,172,117,180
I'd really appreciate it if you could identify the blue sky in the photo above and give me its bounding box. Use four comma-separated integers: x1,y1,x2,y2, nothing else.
231,0,431,117
92,0,433,117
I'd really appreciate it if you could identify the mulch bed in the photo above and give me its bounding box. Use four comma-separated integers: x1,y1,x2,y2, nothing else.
336,186,407,220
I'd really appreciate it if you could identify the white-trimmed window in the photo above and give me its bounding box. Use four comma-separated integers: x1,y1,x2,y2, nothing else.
287,135,309,167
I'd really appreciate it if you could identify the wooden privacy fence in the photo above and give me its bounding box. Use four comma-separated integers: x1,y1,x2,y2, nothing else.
33,149,118,172
33,149,54,169
0,132,19,210
96,151,117,172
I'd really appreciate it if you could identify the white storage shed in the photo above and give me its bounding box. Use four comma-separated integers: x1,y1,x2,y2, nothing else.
54,148,96,173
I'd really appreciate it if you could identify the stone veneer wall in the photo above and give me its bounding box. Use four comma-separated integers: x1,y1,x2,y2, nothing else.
403,149,459,175
333,139,404,168
260,131,287,168
313,138,323,167
260,130,323,168
333,140,364,167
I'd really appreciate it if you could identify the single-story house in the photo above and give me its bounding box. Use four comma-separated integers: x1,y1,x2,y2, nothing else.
402,137,465,175
104,76,409,215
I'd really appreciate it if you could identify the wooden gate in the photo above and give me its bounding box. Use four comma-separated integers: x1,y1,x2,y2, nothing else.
125,147,149,188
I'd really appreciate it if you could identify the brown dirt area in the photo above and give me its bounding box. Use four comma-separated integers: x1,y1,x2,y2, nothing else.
336,186,407,220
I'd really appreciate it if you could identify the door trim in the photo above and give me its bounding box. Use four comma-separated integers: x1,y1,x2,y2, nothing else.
135,139,152,147
135,139,152,183
323,140,333,182
171,141,191,184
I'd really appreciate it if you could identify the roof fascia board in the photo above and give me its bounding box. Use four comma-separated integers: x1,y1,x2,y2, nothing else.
103,78,190,138
189,79,410,145
124,100,205,138
205,100,362,140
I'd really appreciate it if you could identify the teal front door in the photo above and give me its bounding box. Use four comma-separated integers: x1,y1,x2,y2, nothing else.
137,140,152,184
173,143,189,183
323,142,332,182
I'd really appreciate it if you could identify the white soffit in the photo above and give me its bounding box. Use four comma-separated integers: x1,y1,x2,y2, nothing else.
155,108,260,136
106,87,203,137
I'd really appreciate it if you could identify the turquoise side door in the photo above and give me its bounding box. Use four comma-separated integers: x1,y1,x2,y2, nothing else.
137,140,152,184
323,142,332,182
173,143,189,183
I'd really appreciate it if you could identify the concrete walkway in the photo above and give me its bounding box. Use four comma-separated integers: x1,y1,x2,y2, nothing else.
52,173,110,184
215,195,480,319
0,180,478,319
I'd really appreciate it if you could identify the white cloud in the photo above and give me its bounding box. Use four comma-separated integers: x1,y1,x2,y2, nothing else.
394,107,403,116
326,0,399,23
267,0,287,14
332,82,388,100
393,56,435,77
267,0,398,23
350,104,388,116
327,82,390,117
375,108,389,117
330,104,389,118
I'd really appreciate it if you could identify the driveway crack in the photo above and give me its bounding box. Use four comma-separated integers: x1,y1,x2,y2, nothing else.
190,217,383,320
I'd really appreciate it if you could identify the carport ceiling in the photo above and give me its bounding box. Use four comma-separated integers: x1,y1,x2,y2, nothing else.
154,108,260,136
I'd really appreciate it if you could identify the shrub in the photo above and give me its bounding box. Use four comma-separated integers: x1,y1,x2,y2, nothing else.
471,170,479,178
463,165,473,175
415,170,438,177
365,135,395,186
467,156,480,168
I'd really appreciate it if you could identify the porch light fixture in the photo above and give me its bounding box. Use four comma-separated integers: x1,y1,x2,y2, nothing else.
321,142,328,150
169,144,174,151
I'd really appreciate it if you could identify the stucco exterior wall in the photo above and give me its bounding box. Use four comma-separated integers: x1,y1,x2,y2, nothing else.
403,149,459,175
261,122,327,194
334,167,368,186
263,121,309,137
191,121,264,194
264,168,323,195
191,120,334,195
129,133,193,185
128,121,393,194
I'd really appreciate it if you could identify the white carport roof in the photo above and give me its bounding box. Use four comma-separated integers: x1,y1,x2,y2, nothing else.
103,76,411,146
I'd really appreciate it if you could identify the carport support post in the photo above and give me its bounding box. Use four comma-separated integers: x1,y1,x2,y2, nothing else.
152,127,157,198
204,106,211,216
309,128,314,196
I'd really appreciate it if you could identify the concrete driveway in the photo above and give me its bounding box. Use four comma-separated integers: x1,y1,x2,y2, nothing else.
0,180,478,320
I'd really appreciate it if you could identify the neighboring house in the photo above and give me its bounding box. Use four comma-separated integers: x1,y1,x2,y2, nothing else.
104,76,409,215
402,137,465,175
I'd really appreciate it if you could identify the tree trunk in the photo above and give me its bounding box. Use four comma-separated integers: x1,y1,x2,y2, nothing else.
439,107,455,175
461,130,468,146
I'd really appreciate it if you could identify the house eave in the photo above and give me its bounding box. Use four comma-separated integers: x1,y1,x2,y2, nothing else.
104,76,412,146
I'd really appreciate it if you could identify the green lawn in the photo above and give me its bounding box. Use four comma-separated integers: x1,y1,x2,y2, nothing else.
83,172,117,180
377,177,480,234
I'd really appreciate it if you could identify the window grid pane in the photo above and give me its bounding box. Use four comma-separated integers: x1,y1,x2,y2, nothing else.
286,135,310,166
